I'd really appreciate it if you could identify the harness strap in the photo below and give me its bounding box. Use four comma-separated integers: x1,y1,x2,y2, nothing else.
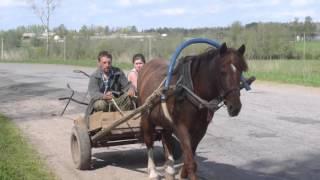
178,84,222,112
176,57,222,113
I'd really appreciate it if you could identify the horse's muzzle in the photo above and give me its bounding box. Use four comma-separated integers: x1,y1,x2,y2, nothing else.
226,101,242,117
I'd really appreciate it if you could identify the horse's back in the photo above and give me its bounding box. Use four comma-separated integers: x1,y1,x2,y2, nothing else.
138,58,167,104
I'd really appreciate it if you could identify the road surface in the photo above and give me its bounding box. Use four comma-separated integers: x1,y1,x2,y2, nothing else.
0,63,320,180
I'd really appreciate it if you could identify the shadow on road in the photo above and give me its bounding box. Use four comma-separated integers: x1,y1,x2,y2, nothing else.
196,152,320,180
91,145,165,174
91,148,320,180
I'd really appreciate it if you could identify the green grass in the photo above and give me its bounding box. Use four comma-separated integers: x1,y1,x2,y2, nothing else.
295,41,320,52
247,59,320,87
0,114,55,180
2,58,320,87
0,58,132,70
294,41,320,59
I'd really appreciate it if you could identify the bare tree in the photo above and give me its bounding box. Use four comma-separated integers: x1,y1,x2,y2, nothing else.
28,0,59,57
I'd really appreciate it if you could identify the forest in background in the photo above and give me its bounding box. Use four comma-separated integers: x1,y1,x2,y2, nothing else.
0,16,319,62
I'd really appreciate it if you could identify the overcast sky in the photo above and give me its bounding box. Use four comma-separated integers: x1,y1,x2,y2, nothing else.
0,0,319,30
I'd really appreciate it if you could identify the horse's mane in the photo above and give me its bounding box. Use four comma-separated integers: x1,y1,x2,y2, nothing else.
174,47,248,75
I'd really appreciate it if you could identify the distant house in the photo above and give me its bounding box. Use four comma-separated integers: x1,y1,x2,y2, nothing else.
313,33,320,41
89,33,157,40
40,32,56,39
296,33,320,41
22,33,36,40
22,32,64,43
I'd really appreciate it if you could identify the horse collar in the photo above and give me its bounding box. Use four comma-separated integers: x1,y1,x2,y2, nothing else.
176,60,223,114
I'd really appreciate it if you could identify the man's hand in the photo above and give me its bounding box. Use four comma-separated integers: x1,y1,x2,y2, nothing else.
127,87,135,97
103,91,112,100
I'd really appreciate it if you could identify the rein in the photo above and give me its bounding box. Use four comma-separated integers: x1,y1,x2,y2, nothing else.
177,84,223,112
159,38,253,123
220,88,239,99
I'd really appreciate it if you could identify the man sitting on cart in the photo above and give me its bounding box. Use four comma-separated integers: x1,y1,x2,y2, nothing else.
85,50,136,123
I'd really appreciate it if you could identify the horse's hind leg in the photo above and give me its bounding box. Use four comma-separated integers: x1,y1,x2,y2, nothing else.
141,117,159,179
162,131,176,180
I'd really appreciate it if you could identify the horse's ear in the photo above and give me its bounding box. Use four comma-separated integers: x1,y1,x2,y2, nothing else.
238,44,245,55
219,42,227,55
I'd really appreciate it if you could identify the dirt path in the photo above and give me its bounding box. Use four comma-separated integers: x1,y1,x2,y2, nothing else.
1,63,320,180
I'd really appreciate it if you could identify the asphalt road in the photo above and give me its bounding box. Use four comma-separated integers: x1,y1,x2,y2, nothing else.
0,63,320,180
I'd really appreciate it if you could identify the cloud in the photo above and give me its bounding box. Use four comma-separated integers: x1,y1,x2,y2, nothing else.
277,9,316,18
117,0,167,7
194,4,223,15
141,7,186,17
160,8,186,16
88,2,113,16
289,0,316,6
0,0,27,7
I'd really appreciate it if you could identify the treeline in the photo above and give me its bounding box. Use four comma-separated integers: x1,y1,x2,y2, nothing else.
0,16,319,61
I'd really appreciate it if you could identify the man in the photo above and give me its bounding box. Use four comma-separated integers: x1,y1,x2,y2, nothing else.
85,51,135,123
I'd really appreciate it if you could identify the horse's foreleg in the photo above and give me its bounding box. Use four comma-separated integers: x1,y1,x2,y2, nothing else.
142,118,159,179
162,131,176,179
147,148,159,179
176,124,198,180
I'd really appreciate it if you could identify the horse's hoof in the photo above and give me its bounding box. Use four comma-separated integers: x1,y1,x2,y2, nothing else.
165,165,176,175
164,173,175,180
149,177,160,180
148,169,160,180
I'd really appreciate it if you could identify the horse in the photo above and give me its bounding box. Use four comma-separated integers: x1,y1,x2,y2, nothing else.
137,42,248,180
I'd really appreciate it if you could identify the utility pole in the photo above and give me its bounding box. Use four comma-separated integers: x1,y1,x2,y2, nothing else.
63,36,66,61
1,38,3,60
148,35,152,60
303,32,306,60
303,32,306,81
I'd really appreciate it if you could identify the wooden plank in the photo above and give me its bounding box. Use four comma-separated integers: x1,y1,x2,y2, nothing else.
89,111,141,132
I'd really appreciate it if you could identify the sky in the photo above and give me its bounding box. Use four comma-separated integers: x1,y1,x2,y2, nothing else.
0,0,319,31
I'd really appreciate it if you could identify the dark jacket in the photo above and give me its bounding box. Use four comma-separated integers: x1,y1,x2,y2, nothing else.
84,67,132,126
88,67,131,101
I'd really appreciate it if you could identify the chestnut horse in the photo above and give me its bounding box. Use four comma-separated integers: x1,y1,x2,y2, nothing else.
138,43,248,180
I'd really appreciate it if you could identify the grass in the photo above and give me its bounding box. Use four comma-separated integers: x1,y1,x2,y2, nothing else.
294,41,320,59
295,41,320,52
1,58,320,87
0,58,132,70
0,114,55,180
246,59,320,87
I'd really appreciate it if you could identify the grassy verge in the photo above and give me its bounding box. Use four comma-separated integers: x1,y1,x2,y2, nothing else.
0,114,55,180
295,41,320,59
246,59,320,87
0,58,132,70
1,58,320,87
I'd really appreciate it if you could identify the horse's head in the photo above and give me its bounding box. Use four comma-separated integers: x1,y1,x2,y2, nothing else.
214,43,248,117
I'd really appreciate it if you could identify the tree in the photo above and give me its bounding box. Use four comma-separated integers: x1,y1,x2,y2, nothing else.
3,30,22,49
79,25,90,39
303,16,316,40
53,24,68,37
104,26,110,35
229,21,243,47
292,17,302,37
130,26,138,33
26,24,46,35
94,25,105,36
29,0,60,56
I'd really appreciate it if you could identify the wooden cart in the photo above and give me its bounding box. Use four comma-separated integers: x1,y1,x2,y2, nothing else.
68,87,181,170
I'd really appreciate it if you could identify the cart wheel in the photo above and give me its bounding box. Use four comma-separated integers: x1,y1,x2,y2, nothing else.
172,136,182,161
70,125,92,170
